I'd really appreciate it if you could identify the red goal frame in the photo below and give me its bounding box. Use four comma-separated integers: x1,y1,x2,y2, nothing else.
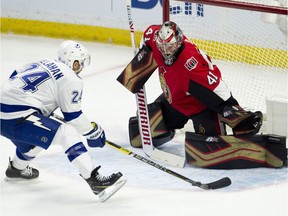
163,0,288,21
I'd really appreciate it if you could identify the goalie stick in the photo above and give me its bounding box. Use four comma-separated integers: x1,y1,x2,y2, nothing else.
126,0,185,168
51,113,126,203
106,140,232,190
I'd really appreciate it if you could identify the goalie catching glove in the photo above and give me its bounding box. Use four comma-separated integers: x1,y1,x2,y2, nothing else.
84,122,106,148
219,105,263,137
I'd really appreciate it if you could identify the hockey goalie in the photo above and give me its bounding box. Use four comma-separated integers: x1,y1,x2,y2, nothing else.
117,21,287,169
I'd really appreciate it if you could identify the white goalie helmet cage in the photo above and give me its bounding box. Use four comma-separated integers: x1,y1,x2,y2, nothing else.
57,40,91,73
156,21,184,59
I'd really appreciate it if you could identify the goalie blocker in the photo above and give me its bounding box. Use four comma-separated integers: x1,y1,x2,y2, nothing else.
185,132,287,169
117,45,157,94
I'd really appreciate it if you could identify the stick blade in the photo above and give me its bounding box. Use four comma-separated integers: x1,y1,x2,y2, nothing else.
151,148,186,168
200,177,232,190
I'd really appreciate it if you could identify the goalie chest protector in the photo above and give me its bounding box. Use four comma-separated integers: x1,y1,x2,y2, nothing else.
185,132,287,169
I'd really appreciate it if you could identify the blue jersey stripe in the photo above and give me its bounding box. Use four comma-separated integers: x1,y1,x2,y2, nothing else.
65,142,87,162
0,103,42,114
62,110,82,121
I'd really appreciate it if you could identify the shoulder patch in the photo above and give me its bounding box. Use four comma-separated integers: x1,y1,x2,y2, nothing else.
184,57,198,71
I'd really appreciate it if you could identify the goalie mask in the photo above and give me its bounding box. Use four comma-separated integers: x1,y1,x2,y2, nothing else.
57,40,91,74
156,21,183,61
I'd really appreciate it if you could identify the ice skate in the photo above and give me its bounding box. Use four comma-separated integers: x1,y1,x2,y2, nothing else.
5,159,39,180
85,166,126,202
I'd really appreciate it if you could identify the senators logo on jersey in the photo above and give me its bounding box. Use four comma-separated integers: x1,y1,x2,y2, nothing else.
159,68,172,104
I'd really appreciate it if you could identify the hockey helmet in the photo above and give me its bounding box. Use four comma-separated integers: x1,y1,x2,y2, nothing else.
57,40,91,73
156,21,183,59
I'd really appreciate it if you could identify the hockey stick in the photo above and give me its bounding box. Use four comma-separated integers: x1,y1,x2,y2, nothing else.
51,113,231,189
50,113,126,202
126,0,185,168
106,140,232,190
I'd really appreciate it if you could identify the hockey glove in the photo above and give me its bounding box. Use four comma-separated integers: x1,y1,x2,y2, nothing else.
84,122,106,148
219,105,251,128
232,111,263,137
219,105,263,137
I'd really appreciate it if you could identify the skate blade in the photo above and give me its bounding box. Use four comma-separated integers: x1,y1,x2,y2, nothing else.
98,178,127,203
4,176,39,182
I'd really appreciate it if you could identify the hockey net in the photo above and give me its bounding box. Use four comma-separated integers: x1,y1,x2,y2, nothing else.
163,0,287,115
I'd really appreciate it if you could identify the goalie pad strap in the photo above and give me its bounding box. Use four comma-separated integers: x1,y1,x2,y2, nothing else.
129,101,175,148
117,46,158,93
185,132,287,169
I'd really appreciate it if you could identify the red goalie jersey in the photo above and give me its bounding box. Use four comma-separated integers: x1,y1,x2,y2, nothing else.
141,24,232,116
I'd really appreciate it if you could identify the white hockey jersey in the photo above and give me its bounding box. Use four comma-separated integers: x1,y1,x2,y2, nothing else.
0,59,93,135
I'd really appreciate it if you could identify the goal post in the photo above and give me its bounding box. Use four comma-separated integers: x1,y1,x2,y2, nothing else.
162,0,287,135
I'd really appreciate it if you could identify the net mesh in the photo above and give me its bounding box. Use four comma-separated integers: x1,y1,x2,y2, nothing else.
167,0,287,113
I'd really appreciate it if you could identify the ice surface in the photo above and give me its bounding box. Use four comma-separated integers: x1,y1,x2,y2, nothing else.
1,34,287,216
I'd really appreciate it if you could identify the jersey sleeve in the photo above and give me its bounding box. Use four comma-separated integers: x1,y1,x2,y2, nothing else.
57,79,93,135
185,43,222,90
185,42,232,112
140,25,160,49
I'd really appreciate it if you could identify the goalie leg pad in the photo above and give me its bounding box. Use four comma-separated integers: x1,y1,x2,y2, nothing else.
129,102,175,148
185,132,287,169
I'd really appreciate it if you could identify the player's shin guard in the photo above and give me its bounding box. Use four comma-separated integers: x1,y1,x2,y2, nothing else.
129,102,175,148
185,132,287,169
56,124,94,179
12,146,43,170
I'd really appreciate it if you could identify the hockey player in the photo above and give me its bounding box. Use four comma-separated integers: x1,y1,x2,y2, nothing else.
0,40,125,201
118,21,287,169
